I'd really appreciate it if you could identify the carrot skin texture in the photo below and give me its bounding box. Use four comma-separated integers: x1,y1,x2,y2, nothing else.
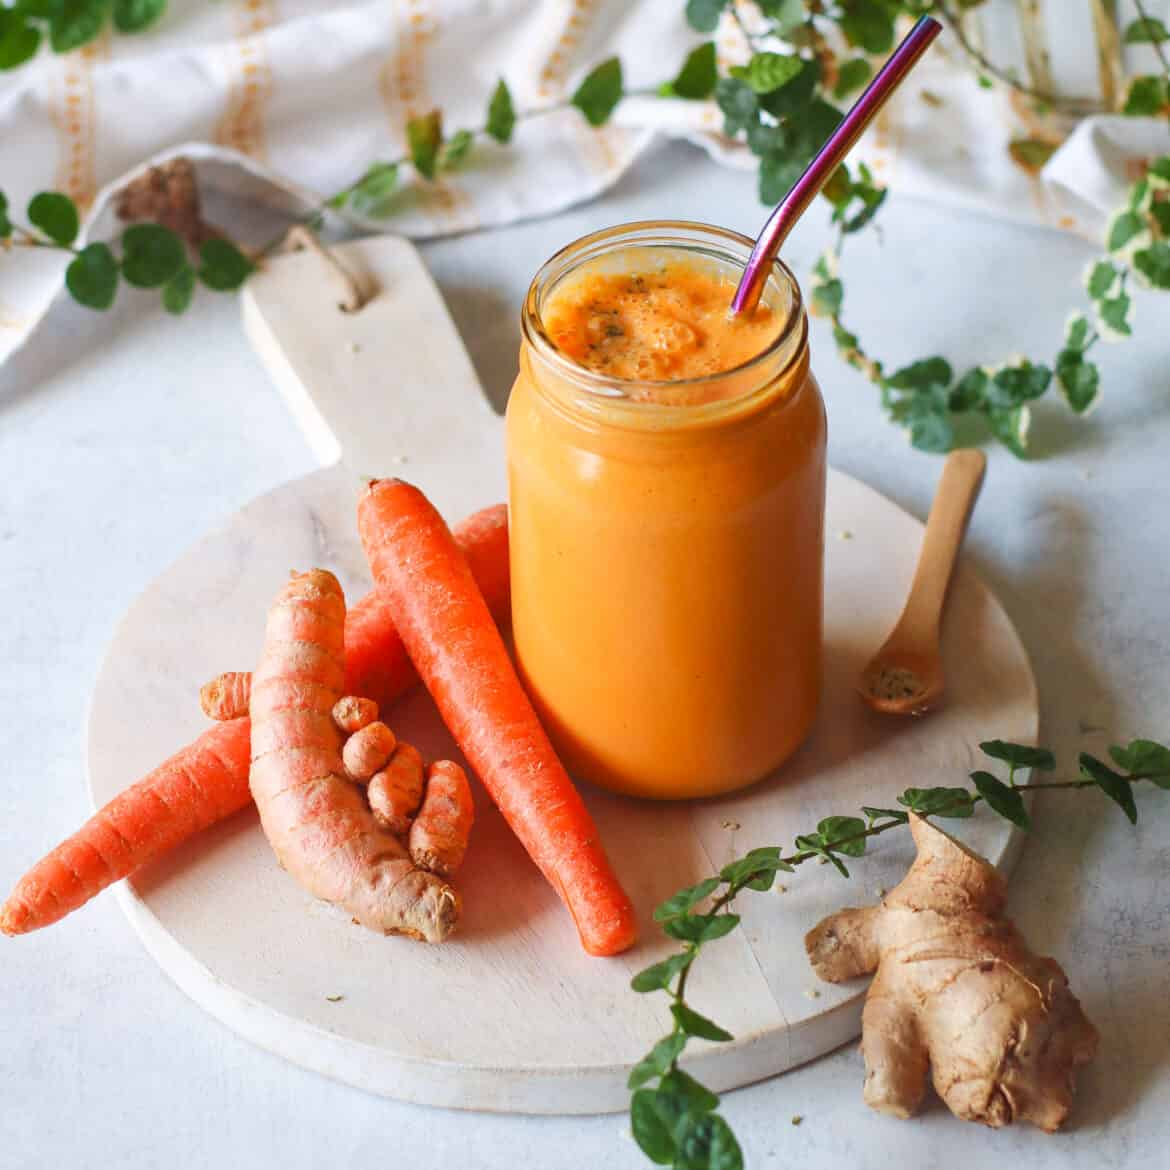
2,504,508,936
358,480,637,957
0,719,252,936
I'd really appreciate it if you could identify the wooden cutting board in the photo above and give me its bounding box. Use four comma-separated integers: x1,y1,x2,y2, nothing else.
86,238,1038,1114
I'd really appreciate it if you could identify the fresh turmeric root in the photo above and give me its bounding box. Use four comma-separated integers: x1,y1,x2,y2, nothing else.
805,814,1098,1132
332,695,378,734
249,569,459,942
342,721,397,782
409,761,474,877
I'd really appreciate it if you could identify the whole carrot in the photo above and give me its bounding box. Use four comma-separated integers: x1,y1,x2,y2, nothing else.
2,503,509,936
358,479,638,957
0,719,251,936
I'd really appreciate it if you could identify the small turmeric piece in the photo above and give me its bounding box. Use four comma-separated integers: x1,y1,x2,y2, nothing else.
332,695,378,735
368,743,425,836
342,722,397,782
200,671,251,721
409,760,475,876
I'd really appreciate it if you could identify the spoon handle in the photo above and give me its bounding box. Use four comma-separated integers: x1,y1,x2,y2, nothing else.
896,449,987,644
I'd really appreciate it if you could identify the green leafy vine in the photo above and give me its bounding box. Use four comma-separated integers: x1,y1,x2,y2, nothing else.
625,736,1170,1169
2,0,1169,452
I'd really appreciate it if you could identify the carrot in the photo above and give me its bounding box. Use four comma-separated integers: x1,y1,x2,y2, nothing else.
0,719,251,936
3,503,509,936
358,479,638,957
250,569,458,941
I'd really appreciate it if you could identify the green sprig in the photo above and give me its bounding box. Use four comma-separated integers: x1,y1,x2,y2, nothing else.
626,736,1170,1169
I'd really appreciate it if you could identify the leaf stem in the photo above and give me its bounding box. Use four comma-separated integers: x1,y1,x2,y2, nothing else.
1133,0,1170,80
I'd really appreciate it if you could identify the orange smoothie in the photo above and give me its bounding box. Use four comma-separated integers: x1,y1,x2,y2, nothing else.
507,223,826,800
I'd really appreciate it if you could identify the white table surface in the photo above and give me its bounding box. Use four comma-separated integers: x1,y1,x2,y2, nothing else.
2,139,1168,1170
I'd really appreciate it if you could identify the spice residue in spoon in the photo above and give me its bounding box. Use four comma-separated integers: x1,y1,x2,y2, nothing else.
867,664,926,703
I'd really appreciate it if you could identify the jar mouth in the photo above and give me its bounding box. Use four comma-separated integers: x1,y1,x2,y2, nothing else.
521,220,805,402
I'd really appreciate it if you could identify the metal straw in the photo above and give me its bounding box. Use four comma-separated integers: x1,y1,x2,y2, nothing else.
730,15,941,316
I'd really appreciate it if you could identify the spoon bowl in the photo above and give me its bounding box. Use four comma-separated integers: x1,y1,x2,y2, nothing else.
858,449,987,717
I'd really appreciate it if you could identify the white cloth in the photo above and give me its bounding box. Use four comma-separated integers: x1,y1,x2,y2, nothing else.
1,0,1167,363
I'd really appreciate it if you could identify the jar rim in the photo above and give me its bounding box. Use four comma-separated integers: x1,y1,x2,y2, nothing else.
520,219,805,401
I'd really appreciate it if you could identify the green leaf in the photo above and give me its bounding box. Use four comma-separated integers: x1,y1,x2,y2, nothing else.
631,951,695,994
685,0,728,34
989,404,1032,458
0,10,42,69
887,356,952,392
1065,313,1092,351
631,1089,678,1165
661,1068,720,1115
897,786,975,818
671,1003,733,1042
27,192,79,246
811,277,843,317
485,79,516,144
720,847,791,891
1109,740,1170,787
197,237,253,290
759,0,805,33
654,877,720,922
65,242,118,309
950,367,989,411
439,128,474,170
1080,753,1137,824
663,913,741,943
162,263,194,314
628,1032,687,1088
1085,259,1119,299
861,805,909,826
347,162,400,218
729,52,803,95
758,151,805,204
1129,178,1152,212
1098,292,1133,338
676,1112,744,1170
1122,74,1168,117
839,0,895,53
988,362,1052,408
0,191,9,238
970,770,1030,830
714,77,758,136
49,0,109,54
120,223,185,288
1123,17,1170,44
757,54,819,117
816,815,867,857
112,0,165,32
663,42,718,100
980,740,1056,770
909,410,955,454
1008,137,1058,173
834,57,873,99
1108,209,1147,253
1134,241,1170,289
1151,201,1170,236
407,110,443,179
1149,156,1170,184
571,56,623,127
1056,349,1100,414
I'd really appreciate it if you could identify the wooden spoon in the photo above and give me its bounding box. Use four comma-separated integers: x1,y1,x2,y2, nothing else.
858,448,987,716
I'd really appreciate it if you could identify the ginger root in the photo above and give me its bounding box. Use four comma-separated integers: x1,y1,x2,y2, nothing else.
806,815,1098,1132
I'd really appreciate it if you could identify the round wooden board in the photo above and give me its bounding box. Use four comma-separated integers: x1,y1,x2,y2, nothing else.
87,461,1037,1115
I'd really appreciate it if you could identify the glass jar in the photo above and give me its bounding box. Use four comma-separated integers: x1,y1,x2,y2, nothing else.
506,221,826,800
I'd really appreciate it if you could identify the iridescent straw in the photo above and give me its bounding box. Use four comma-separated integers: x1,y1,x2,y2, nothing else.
730,15,941,316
